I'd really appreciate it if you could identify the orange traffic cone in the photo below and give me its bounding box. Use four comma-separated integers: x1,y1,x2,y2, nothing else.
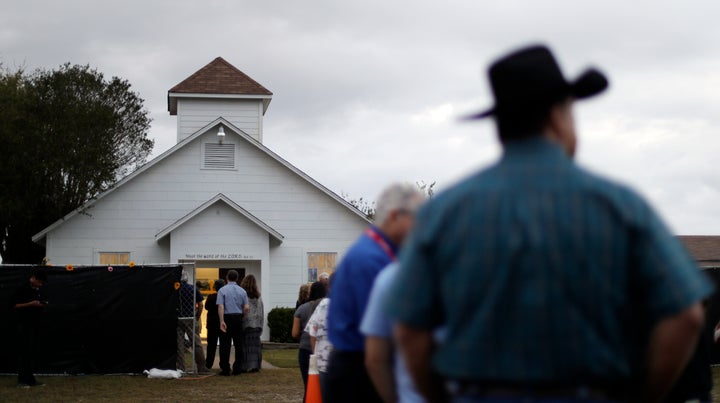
306,354,322,403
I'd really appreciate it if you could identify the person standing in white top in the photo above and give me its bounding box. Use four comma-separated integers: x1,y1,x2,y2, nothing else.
307,296,332,403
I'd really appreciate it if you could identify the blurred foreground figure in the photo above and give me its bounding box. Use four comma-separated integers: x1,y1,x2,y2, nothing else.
326,183,424,403
661,298,714,403
387,44,713,403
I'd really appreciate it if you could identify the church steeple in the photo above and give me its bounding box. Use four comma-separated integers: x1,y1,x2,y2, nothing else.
168,57,273,143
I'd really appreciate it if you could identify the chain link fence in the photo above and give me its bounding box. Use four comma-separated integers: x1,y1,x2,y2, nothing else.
177,263,205,374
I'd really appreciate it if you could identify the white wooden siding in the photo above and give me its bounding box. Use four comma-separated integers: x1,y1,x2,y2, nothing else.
169,202,269,262
177,99,263,143
45,129,367,311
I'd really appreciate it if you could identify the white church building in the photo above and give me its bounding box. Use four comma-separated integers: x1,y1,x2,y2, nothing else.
32,57,370,328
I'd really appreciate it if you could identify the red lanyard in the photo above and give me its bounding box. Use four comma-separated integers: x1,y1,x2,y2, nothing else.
364,227,396,261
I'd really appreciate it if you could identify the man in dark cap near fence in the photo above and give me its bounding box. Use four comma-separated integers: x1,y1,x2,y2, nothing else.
11,269,48,388
387,44,713,402
177,271,208,374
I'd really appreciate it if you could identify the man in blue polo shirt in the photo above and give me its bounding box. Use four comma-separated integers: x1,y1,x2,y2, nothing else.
387,44,713,403
325,182,424,403
217,269,250,376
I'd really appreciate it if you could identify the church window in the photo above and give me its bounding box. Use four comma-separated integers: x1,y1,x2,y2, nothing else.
307,252,337,282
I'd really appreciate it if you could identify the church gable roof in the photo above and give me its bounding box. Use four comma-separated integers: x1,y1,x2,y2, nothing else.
155,193,284,243
32,118,369,244
168,57,273,114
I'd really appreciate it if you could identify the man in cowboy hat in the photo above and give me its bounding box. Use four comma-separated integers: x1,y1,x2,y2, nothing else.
386,44,713,402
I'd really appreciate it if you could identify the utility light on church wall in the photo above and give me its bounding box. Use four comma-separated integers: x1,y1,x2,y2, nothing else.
217,126,225,143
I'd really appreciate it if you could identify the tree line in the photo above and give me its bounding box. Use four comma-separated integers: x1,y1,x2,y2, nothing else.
0,63,153,263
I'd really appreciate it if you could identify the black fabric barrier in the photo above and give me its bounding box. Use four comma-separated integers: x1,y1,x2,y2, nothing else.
703,267,720,365
0,264,182,374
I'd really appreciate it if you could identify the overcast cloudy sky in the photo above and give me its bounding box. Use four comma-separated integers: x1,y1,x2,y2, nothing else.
2,1,718,235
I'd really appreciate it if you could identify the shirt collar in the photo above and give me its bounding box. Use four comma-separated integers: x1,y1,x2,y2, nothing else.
501,136,570,163
368,225,399,254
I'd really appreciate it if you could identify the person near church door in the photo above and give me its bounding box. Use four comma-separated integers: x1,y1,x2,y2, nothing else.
204,278,225,370
217,269,250,376
176,271,209,374
241,274,264,373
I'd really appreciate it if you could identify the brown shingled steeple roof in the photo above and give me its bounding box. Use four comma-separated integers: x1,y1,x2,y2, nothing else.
168,57,273,115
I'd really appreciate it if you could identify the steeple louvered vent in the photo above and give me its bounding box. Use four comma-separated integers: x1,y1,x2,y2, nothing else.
203,143,236,169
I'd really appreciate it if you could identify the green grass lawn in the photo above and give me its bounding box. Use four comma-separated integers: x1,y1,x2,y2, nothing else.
0,348,303,402
0,368,303,402
3,351,719,402
263,349,299,368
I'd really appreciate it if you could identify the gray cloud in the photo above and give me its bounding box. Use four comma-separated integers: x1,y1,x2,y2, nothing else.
2,0,719,234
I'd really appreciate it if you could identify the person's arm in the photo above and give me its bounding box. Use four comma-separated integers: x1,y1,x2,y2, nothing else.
642,302,704,403
243,303,250,316
259,298,264,328
395,323,444,402
291,317,302,339
14,300,43,309
310,335,317,352
365,336,397,403
218,304,227,333
195,289,203,318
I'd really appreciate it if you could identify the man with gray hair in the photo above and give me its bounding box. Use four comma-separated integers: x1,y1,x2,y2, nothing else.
326,182,424,403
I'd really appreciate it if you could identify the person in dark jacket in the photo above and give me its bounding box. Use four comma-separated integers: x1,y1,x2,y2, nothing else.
11,269,48,388
293,281,327,402
177,271,208,374
204,279,225,370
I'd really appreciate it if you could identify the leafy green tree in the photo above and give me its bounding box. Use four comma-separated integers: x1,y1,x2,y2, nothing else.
0,63,153,263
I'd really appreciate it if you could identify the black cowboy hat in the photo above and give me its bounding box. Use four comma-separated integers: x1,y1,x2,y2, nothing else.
466,44,608,119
